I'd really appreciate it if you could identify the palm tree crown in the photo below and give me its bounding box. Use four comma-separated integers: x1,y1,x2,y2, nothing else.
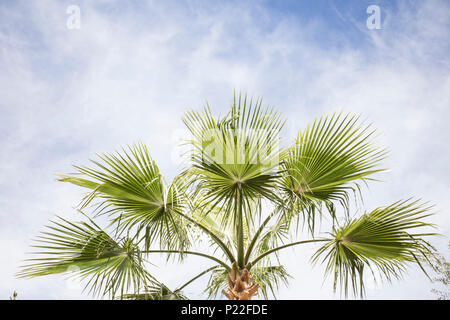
18,93,438,299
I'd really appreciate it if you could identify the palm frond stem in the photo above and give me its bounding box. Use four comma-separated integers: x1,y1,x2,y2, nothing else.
176,210,236,263
142,250,230,270
244,205,280,265
249,239,330,268
175,265,221,292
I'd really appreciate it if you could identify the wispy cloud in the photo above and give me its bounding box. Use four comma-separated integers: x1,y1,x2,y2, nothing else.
0,0,449,299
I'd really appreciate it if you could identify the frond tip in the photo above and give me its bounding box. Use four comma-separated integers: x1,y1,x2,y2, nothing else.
17,216,156,298
280,112,387,233
312,199,438,297
57,143,191,253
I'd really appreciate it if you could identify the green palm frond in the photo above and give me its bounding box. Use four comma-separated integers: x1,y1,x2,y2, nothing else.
58,144,191,252
18,216,155,298
312,199,437,297
183,93,285,227
280,112,387,233
250,213,291,263
251,265,291,299
121,282,188,300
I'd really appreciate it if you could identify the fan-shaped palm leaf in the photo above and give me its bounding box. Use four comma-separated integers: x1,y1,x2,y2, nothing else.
58,144,191,253
183,93,285,267
279,112,387,233
312,199,437,297
18,216,155,298
183,94,284,222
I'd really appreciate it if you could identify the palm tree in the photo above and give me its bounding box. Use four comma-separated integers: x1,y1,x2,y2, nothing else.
18,94,438,299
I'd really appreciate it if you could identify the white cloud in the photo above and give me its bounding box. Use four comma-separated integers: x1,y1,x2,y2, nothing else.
0,0,449,299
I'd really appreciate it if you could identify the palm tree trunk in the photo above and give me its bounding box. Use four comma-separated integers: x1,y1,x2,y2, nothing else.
222,265,259,300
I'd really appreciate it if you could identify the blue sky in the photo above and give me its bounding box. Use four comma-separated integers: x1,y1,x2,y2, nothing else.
0,0,449,299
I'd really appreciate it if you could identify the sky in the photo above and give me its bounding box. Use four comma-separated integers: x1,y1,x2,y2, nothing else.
0,0,449,299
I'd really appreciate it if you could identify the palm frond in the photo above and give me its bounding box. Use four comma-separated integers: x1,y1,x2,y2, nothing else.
280,112,387,233
18,216,155,298
121,282,188,300
312,199,438,297
182,93,285,229
58,144,191,253
251,265,291,299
